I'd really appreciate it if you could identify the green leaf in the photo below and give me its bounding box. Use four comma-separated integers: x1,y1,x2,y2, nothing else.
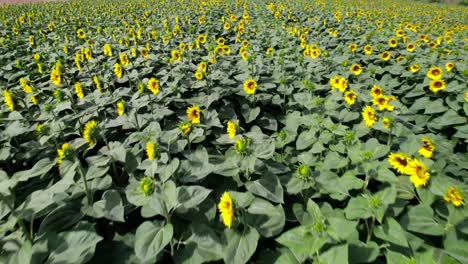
224,227,259,264
327,217,358,241
348,241,379,264
37,203,84,236
174,222,223,264
275,226,327,262
246,172,284,203
400,205,445,236
374,217,409,247
344,196,372,220
323,151,348,169
93,190,125,222
134,221,173,263
177,185,212,209
246,198,285,237
46,222,103,264
159,158,179,182
319,244,348,264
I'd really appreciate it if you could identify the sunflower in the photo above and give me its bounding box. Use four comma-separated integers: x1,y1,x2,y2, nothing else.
141,47,149,59
75,82,84,99
147,77,160,94
372,95,391,111
227,120,237,138
388,38,398,48
218,192,234,228
406,43,415,52
344,89,357,105
2,90,14,111
171,49,181,61
382,116,392,129
410,64,421,73
396,29,405,38
427,66,443,80
217,37,226,46
362,105,377,127
370,85,383,98
197,62,208,73
30,96,38,105
197,34,207,44
187,105,201,124
444,187,464,207
388,152,412,175
194,70,204,80
381,51,391,61
241,40,249,47
408,158,430,188
465,92,468,103
429,79,446,93
131,47,137,57
29,36,35,46
119,53,129,67
363,45,373,55
50,68,61,86
348,43,357,52
418,137,435,158
350,64,362,75
243,79,257,95
57,142,71,164
83,120,97,146
77,28,86,39
139,177,154,196
224,22,230,30
37,63,43,74
266,47,273,55
179,122,192,135
93,76,102,92
103,43,113,56
445,62,455,72
116,100,125,116
114,63,123,78
146,141,159,160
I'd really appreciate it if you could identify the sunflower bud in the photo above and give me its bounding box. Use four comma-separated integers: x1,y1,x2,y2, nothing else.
139,176,155,196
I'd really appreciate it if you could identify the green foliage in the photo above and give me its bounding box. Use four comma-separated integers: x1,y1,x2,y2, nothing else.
0,0,467,263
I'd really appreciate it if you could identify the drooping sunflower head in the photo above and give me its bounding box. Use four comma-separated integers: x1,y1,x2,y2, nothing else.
2,90,15,112
146,141,159,160
186,105,201,124
243,79,257,95
444,186,464,207
57,142,72,164
362,105,377,127
427,66,443,80
218,192,234,228
114,63,123,78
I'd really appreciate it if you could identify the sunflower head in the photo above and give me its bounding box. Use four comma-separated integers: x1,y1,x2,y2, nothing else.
146,141,159,160
410,64,420,73
362,105,377,127
57,142,72,164
382,116,393,129
227,120,237,139
243,79,257,95
444,186,464,207
77,28,86,39
388,152,412,175
429,79,446,93
427,66,443,80
408,158,430,188
139,176,155,196
83,120,98,146
179,122,192,136
344,89,357,105
297,163,310,180
350,64,362,75
445,62,455,72
186,105,201,124
418,137,435,158
218,192,234,228
147,77,160,94
381,51,391,61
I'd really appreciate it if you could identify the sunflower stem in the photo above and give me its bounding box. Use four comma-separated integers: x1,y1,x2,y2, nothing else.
78,162,92,206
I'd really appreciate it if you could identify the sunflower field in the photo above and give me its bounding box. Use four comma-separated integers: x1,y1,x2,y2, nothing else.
0,0,467,263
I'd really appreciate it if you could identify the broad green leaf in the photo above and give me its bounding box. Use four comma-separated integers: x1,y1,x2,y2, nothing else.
348,241,379,264
374,217,409,247
134,221,173,263
319,244,348,264
93,190,125,222
246,172,284,203
400,205,445,236
246,198,285,237
177,185,211,209
224,227,259,264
